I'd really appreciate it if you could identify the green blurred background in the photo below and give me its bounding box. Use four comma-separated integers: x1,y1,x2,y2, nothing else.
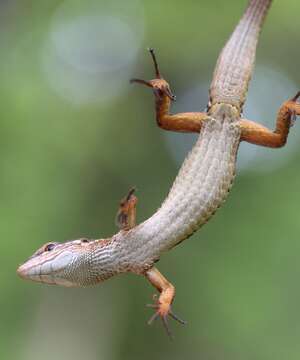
2,0,300,359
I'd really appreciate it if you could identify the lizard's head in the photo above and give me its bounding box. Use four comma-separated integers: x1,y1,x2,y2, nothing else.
130,48,176,101
17,238,115,287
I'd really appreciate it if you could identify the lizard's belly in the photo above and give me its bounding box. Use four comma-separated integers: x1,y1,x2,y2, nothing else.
117,117,241,271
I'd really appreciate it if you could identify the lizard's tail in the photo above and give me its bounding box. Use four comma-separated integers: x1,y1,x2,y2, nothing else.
209,0,272,112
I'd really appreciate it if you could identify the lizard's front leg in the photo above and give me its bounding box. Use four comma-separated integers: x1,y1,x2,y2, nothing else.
131,48,207,133
240,92,300,147
145,267,186,337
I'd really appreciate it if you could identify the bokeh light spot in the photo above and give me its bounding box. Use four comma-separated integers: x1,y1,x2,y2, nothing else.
41,0,144,105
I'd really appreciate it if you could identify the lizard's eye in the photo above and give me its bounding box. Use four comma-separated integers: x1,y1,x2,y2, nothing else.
81,238,89,243
44,243,56,252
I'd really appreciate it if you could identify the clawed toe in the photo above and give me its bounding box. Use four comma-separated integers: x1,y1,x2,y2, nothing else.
168,309,187,325
146,302,187,338
291,91,300,102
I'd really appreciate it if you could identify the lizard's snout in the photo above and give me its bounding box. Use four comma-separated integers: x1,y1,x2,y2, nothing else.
16,260,56,284
16,263,27,279
17,250,76,286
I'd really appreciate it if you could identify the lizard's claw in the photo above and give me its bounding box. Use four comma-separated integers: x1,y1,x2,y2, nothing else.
290,91,300,103
130,48,176,101
289,91,300,126
146,294,186,338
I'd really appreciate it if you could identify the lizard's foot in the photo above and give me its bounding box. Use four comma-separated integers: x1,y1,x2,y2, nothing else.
147,294,186,338
115,188,137,231
130,48,176,101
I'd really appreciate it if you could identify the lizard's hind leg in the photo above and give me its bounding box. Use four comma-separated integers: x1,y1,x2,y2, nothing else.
240,92,300,148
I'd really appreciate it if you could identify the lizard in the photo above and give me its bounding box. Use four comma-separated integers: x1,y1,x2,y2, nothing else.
17,0,300,336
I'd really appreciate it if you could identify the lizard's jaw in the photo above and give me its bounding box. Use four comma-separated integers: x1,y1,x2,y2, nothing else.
17,250,76,287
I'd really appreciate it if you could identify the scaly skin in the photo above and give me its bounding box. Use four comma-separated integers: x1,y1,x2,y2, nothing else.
17,106,241,286
210,0,272,109
17,0,300,335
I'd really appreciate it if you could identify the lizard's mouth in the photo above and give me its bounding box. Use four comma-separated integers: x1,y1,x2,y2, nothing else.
17,251,77,287
17,263,76,287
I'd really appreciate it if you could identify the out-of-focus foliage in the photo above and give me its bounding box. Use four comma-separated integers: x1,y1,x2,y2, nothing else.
1,1,300,359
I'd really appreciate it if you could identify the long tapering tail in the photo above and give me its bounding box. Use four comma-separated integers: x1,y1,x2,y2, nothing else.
209,0,272,111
